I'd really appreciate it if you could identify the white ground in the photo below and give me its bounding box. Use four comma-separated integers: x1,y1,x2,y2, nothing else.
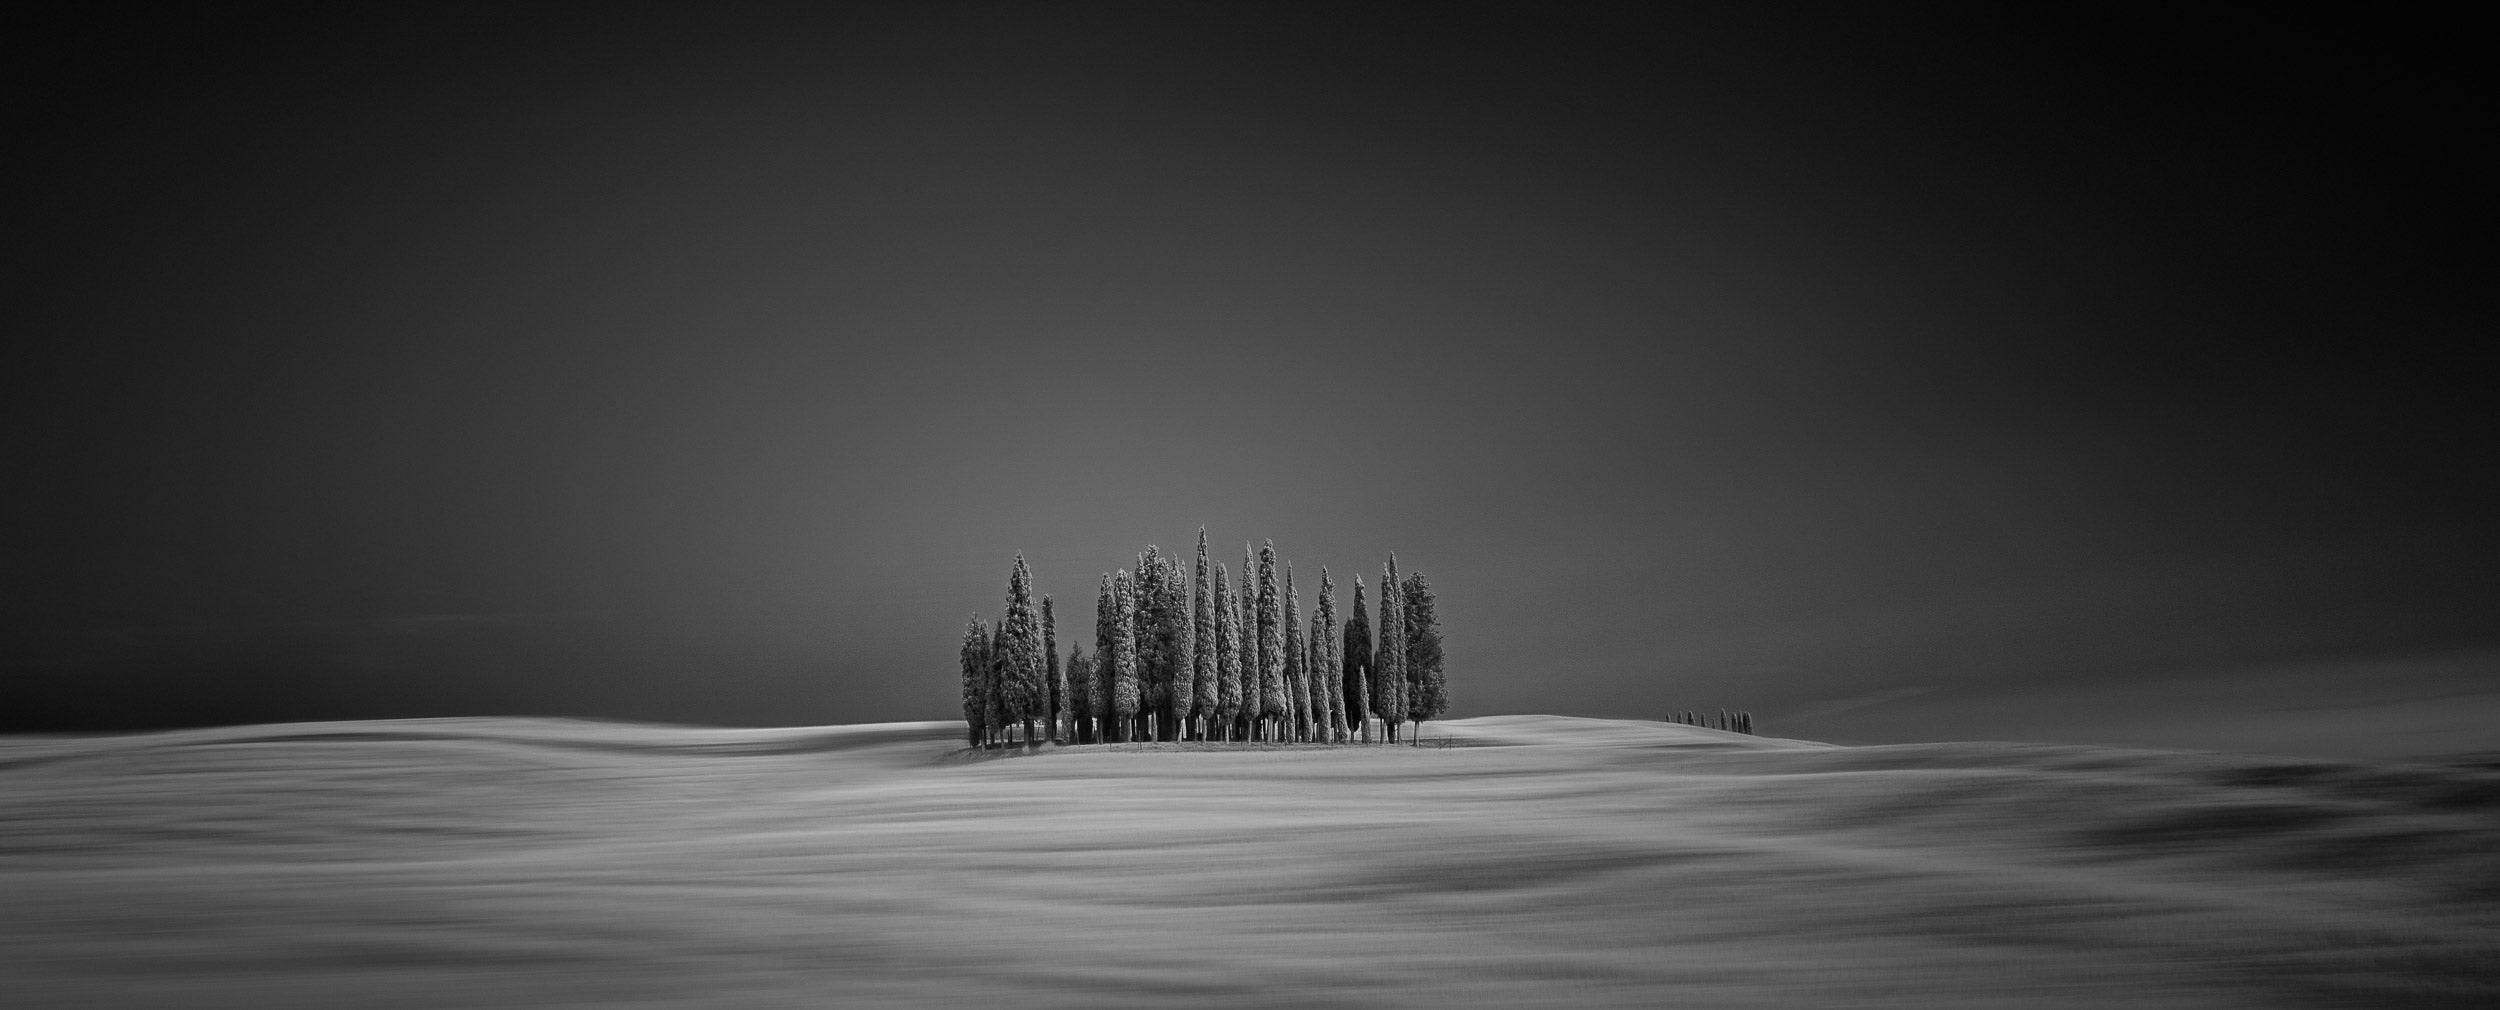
3,716,2494,1007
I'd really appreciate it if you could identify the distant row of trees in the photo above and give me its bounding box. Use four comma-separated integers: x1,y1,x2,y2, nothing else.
959,529,1447,749
1666,710,1755,734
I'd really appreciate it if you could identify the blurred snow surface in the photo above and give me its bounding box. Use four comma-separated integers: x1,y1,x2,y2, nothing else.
4,715,2495,1007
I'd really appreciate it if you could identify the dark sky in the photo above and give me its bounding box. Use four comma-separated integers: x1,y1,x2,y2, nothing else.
7,5,2492,754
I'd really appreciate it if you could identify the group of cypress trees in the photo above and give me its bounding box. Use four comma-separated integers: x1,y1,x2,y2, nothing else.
958,528,1447,749
1666,710,1755,734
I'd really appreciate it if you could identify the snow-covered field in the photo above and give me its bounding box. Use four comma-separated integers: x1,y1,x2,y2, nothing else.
4,716,2494,1007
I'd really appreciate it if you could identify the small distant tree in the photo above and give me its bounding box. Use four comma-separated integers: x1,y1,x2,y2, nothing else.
960,615,990,748
1402,571,1446,745
1042,595,1061,744
1214,560,1242,741
1190,528,1216,741
1343,575,1371,743
1373,557,1407,743
1256,541,1286,742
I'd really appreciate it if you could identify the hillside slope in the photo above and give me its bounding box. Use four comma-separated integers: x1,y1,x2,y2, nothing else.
4,716,2495,1007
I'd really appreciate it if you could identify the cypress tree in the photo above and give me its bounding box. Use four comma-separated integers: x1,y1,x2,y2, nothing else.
1240,543,1261,739
1108,569,1139,741
1283,563,1304,741
1256,541,1286,741
1315,566,1340,743
999,555,1045,748
988,620,1012,746
1160,552,1190,742
1213,560,1241,741
1402,571,1446,745
1043,595,1061,744
1093,573,1127,742
1087,640,1110,743
1374,556,1407,742
1310,606,1327,742
1167,552,1197,742
1132,547,1166,742
960,615,990,748
1066,644,1093,744
1343,575,1372,743
1309,617,1326,741
1190,529,1216,740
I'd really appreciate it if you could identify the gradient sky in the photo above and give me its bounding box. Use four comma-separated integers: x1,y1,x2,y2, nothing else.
8,6,2491,756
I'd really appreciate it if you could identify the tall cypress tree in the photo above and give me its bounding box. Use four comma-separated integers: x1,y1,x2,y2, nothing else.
1308,619,1327,738
1042,595,1061,744
1066,644,1092,744
1168,552,1197,742
989,620,1012,746
1402,571,1446,745
1132,546,1166,742
1093,573,1123,742
1284,562,1305,742
1107,569,1140,741
1374,556,1407,742
1087,639,1110,743
1315,566,1340,743
1000,554,1045,747
1310,607,1330,740
1343,575,1372,743
1160,552,1190,742
1190,529,1216,741
960,615,990,748
1239,543,1261,739
1213,560,1241,741
1257,540,1286,741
